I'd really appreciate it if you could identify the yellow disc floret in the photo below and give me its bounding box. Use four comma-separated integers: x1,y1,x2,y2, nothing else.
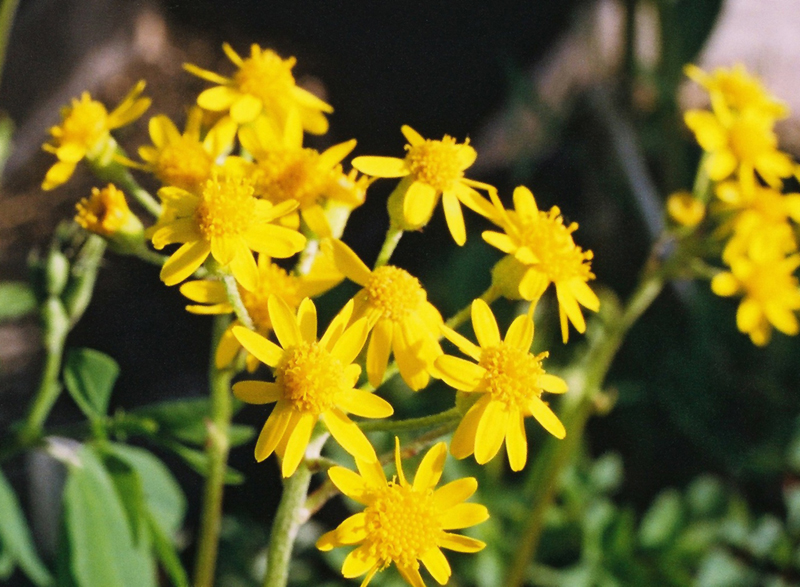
154,136,214,190
234,49,296,108
254,149,332,208
54,94,109,154
276,342,348,414
240,264,300,331
195,175,256,240
365,266,426,322
405,136,467,193
479,342,547,409
518,207,595,283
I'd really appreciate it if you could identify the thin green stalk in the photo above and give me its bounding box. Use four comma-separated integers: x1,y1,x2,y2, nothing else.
88,154,161,217
223,273,253,329
373,225,404,269
193,315,234,587
0,0,20,88
358,407,460,433
506,269,665,587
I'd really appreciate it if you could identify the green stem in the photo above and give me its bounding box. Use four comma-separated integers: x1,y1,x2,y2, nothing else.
373,224,404,269
88,152,161,218
222,274,253,330
193,315,234,587
506,269,665,587
358,407,460,433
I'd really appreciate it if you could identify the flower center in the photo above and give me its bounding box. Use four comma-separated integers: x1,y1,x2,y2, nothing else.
276,341,347,414
365,266,426,321
195,176,256,240
728,116,775,163
363,482,440,569
479,342,546,409
155,136,213,190
233,49,296,109
405,137,465,193
240,265,301,332
254,149,330,208
516,207,594,283
75,186,128,236
59,96,109,149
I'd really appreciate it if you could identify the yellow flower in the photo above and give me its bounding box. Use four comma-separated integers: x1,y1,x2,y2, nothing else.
666,190,705,227
684,107,793,193
138,109,237,191
327,239,443,391
435,299,567,471
232,296,393,477
317,439,488,587
711,253,800,346
42,81,151,190
352,125,497,245
75,184,144,250
238,113,361,237
184,43,333,133
685,64,788,120
150,173,306,290
180,252,343,370
483,186,599,343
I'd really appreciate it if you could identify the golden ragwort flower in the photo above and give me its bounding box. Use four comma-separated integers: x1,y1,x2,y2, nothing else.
42,81,151,190
180,252,343,370
435,299,567,471
327,238,443,391
138,108,237,191
232,296,393,477
75,184,144,249
151,173,306,290
317,439,488,587
185,43,333,133
352,125,496,245
483,186,599,343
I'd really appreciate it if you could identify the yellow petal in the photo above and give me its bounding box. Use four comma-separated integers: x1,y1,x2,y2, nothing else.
711,272,739,297
471,298,500,347
556,283,586,334
323,408,377,462
327,239,373,286
183,63,231,85
435,355,485,391
519,268,549,300
151,218,202,249
504,314,533,351
211,234,238,266
233,380,282,404
301,205,331,239
315,529,338,552
244,224,306,258
148,115,180,149
215,326,241,368
281,412,316,477
474,400,508,464
569,278,600,312
232,325,284,366
331,318,370,365
203,115,238,158
342,545,377,579
401,125,426,146
328,466,370,503
297,298,317,343
454,182,498,221
333,512,368,545
229,247,259,292
337,389,393,419
440,503,489,530
404,181,438,226
438,533,486,553
482,230,516,254
290,85,334,113
392,322,431,391
420,547,451,585
160,240,211,286
442,191,466,245
706,150,737,181
179,280,227,303
318,139,357,169
352,156,409,178
538,373,568,394
197,85,239,112
268,294,303,349
366,320,393,388
684,110,726,151
506,409,527,472
320,299,355,351
42,161,77,190
396,564,425,587
254,402,292,462
412,442,447,492
439,325,482,361
450,396,490,459
433,478,478,510
528,395,566,439
230,94,263,124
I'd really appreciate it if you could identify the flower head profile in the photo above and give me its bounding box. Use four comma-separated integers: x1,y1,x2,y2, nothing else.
150,172,306,290
327,239,443,390
352,125,496,245
317,439,488,587
483,186,599,342
185,43,333,133
685,64,788,120
75,184,144,251
434,299,567,471
180,252,343,370
232,296,393,477
138,109,237,191
42,81,150,190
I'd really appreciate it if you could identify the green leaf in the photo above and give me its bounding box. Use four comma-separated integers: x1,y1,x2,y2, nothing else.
0,467,53,586
0,281,37,321
146,514,189,587
61,445,155,587
63,348,119,420
132,398,211,445
639,489,685,549
160,440,245,485
229,424,256,447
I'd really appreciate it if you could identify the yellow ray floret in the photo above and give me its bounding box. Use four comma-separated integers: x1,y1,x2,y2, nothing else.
150,172,306,290
180,252,343,370
184,43,333,134
483,186,599,343
434,299,567,471
42,81,151,190
327,238,443,391
352,125,497,245
232,296,393,477
138,108,237,191
317,438,488,587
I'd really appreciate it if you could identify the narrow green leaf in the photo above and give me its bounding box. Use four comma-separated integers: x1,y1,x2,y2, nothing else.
63,348,119,420
0,281,37,321
61,445,155,587
0,541,16,579
0,467,52,586
132,398,211,445
159,440,245,485
146,514,189,587
229,423,256,447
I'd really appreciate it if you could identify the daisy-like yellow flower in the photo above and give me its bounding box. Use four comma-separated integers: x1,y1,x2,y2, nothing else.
434,299,567,471
232,296,393,477
483,186,600,343
150,172,306,290
239,113,362,237
317,439,488,587
138,108,237,191
180,252,343,370
327,239,443,391
352,125,497,245
42,81,151,190
184,43,333,134
711,253,800,346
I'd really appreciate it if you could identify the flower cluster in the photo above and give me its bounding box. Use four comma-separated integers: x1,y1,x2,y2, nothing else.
680,64,800,345
50,41,604,586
